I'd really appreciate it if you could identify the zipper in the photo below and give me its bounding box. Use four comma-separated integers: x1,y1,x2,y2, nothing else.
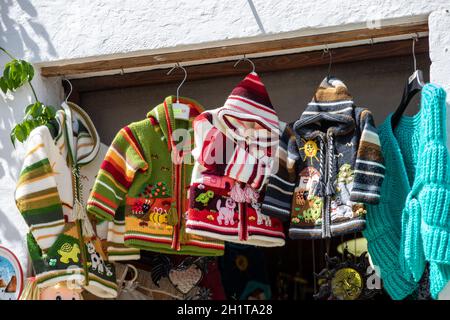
323,132,332,238
171,160,182,251
240,138,251,242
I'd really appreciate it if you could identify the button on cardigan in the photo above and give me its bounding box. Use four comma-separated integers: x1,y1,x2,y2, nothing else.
364,83,450,299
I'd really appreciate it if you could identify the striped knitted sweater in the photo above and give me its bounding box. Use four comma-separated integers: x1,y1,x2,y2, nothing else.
262,77,385,239
15,102,117,298
186,72,286,247
87,96,224,258
364,83,450,299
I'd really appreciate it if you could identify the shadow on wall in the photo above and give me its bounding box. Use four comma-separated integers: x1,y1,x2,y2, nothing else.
0,0,57,60
0,0,60,266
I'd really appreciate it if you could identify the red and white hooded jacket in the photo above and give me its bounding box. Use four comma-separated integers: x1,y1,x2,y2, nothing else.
186,72,285,247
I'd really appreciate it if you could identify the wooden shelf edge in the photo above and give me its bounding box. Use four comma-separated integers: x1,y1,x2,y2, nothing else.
69,37,429,94
42,21,428,78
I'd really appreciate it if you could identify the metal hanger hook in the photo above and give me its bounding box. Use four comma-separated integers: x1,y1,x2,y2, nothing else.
167,62,188,103
322,45,333,78
412,34,419,72
62,78,73,103
233,54,256,73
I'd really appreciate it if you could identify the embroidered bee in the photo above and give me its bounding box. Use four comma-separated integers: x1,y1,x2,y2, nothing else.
151,154,159,160
161,166,170,172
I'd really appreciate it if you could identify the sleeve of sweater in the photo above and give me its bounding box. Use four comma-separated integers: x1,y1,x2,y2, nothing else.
261,125,299,221
350,109,385,204
87,126,148,221
192,113,270,189
15,127,66,251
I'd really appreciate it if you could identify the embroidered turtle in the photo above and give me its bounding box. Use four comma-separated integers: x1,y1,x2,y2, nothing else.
195,190,214,206
57,243,80,264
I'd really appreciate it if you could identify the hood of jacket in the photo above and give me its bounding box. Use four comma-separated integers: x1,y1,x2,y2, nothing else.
293,77,356,142
214,72,281,147
57,101,100,166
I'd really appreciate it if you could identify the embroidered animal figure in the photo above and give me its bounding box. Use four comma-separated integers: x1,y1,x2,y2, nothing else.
58,243,80,264
216,198,236,225
251,201,271,226
86,242,113,276
335,164,355,209
330,198,353,221
195,190,214,206
149,208,169,225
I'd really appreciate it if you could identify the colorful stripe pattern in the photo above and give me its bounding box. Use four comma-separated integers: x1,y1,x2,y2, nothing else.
15,126,66,250
87,126,148,221
261,125,298,219
192,112,272,190
350,109,385,204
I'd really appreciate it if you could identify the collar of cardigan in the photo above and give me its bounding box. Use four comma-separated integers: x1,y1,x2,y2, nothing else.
147,96,204,151
294,77,356,139
57,101,100,166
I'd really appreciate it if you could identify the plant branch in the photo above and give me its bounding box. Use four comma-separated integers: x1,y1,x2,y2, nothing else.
0,47,15,60
28,81,39,103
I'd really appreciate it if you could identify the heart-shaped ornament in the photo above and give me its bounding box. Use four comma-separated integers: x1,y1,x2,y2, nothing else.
168,264,203,295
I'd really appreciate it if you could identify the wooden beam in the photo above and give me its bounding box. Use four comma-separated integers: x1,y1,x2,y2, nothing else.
70,37,429,93
41,22,428,77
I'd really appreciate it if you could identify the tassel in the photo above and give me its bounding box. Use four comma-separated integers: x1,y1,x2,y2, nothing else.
243,185,259,203
230,183,246,203
73,199,95,238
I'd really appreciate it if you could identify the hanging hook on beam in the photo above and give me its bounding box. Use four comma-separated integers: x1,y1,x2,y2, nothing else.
321,45,333,79
412,33,419,72
167,62,188,103
233,54,256,73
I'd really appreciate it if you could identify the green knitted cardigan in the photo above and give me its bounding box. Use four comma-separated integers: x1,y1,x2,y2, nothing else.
364,83,450,300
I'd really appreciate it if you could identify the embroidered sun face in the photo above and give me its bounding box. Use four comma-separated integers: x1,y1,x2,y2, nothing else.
300,139,319,164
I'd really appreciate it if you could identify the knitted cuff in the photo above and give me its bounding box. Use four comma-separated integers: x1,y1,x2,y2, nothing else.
429,262,450,299
422,223,450,264
86,203,115,222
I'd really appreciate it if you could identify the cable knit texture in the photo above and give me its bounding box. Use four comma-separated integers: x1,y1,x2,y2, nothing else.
364,83,450,299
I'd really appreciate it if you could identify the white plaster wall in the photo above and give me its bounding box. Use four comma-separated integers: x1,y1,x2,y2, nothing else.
0,0,448,64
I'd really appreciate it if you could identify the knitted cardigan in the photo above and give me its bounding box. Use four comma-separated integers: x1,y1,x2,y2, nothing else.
186,72,285,247
364,83,450,299
87,96,224,258
15,102,117,298
262,77,384,239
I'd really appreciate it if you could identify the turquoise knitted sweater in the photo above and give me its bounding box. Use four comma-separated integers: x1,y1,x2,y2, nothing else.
364,83,450,300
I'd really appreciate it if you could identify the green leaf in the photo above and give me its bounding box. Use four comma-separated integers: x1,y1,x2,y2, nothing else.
21,60,34,82
10,130,16,148
3,59,31,90
0,77,7,94
25,102,42,118
13,124,26,142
